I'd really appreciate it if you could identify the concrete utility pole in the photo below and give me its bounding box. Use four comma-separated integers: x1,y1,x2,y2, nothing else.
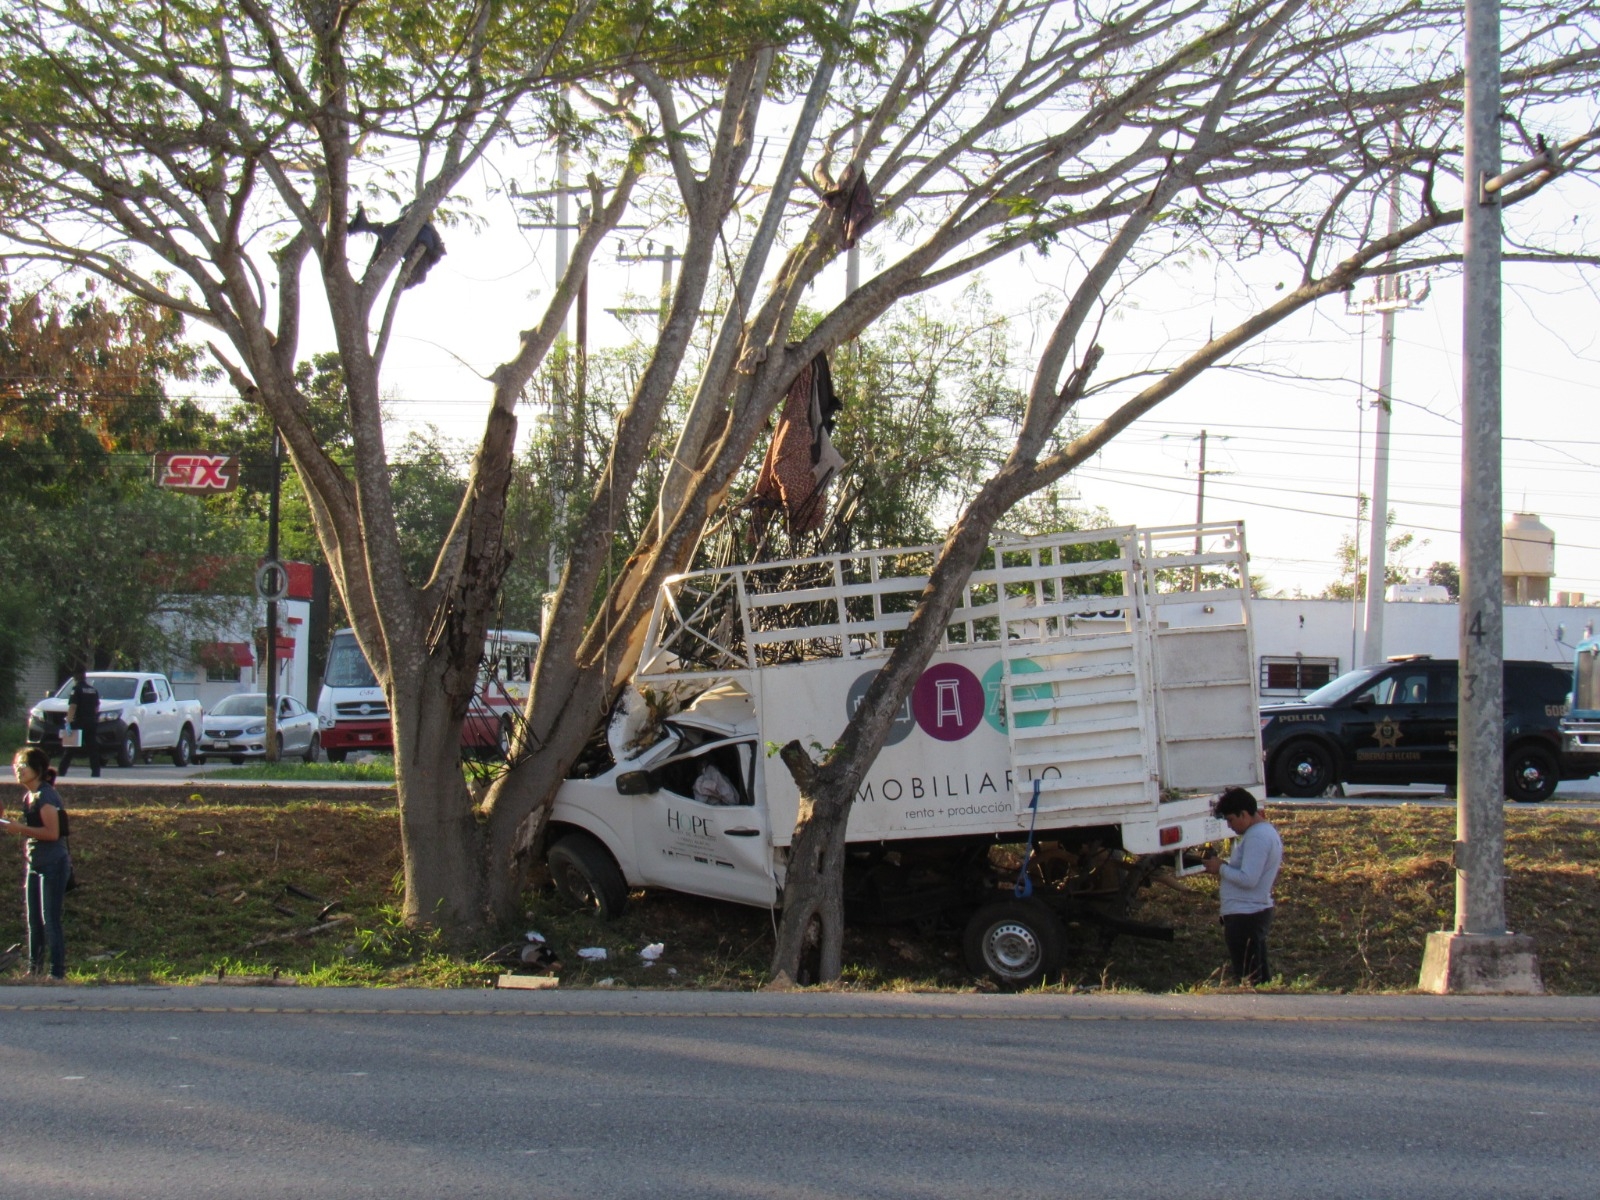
1354,174,1429,667
1418,0,1543,994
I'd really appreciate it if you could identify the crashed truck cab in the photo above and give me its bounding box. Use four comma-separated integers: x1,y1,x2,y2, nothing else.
543,522,1266,987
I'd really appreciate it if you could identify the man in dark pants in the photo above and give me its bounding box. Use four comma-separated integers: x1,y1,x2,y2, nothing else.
1202,787,1283,985
57,668,103,778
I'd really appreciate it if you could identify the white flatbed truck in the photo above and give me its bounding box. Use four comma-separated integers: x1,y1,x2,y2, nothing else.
544,522,1264,985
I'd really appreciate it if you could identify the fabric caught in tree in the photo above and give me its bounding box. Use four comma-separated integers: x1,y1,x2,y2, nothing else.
753,352,844,534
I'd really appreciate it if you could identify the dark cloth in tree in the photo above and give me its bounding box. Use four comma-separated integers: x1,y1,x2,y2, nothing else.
823,173,874,249
348,204,446,289
753,353,845,534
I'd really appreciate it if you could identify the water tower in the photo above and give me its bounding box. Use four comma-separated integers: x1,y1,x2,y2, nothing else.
1502,512,1555,605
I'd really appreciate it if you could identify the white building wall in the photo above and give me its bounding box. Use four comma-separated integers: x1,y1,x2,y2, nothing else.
1253,597,1592,698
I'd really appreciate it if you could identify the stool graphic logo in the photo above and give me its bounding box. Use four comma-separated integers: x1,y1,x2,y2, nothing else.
911,663,985,741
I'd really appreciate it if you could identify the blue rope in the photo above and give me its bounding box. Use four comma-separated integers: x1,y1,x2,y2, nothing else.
1012,778,1042,898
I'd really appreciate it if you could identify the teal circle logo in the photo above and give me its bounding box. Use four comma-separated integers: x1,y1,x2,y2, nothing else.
981,658,1050,733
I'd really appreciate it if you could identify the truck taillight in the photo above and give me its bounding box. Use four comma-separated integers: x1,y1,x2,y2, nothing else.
1159,825,1182,846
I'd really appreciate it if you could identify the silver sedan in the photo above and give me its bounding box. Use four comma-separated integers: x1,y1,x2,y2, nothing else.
197,693,321,763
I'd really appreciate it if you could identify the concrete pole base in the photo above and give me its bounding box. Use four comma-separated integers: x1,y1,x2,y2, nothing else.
1418,931,1542,994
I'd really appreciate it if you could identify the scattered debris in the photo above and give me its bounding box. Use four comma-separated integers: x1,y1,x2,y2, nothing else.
200,972,299,987
639,942,664,961
496,974,559,990
578,947,607,961
239,914,354,952
595,977,617,988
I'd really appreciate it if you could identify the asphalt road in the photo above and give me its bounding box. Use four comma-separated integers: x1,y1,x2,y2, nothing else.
2,989,1597,1200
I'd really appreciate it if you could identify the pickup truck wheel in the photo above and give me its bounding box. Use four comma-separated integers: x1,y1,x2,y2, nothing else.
547,834,629,919
117,727,140,769
1272,739,1336,798
1505,745,1558,803
170,726,194,768
963,899,1065,990
326,748,347,764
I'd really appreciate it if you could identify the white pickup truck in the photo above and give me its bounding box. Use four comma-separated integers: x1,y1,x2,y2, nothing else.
543,522,1265,987
28,671,204,768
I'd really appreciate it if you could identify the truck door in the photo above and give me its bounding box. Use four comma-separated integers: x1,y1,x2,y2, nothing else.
630,738,777,908
144,678,175,748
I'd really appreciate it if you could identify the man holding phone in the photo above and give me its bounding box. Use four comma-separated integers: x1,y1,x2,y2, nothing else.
1202,787,1283,986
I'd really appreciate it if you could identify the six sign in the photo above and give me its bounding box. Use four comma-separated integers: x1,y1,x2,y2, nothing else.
154,452,239,493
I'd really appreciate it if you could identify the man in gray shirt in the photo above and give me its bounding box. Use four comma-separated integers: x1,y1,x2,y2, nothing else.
1202,787,1283,986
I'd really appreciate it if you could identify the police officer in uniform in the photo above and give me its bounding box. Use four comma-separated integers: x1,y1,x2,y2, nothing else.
57,667,103,778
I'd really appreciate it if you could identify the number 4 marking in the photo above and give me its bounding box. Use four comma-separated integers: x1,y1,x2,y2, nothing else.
1468,611,1485,642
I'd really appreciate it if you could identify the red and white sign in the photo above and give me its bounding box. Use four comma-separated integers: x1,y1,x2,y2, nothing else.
154,452,239,493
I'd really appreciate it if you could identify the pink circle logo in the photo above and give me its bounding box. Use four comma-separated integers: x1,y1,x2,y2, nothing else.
911,663,985,741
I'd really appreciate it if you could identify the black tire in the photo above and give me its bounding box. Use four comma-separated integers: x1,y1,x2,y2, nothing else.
230,755,246,765
193,755,207,765
1271,739,1337,798
171,726,194,768
117,727,140,769
304,733,321,764
273,733,284,762
962,899,1065,990
326,748,347,764
1505,744,1559,803
497,716,515,760
547,833,629,919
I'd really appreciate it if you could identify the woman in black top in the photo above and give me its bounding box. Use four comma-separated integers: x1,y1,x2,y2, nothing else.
2,746,72,980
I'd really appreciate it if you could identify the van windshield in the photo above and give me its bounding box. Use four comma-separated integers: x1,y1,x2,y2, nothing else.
324,633,379,688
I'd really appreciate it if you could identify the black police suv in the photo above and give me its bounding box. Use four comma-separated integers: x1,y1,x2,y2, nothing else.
1260,655,1581,803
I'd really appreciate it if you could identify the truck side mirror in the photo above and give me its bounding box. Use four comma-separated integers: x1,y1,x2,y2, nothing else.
616,770,659,796
1352,692,1374,709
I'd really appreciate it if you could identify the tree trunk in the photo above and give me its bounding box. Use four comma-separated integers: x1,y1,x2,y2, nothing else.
767,742,849,984
388,663,487,938
770,469,1028,982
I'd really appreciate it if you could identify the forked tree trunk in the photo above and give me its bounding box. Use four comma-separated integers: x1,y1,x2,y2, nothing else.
769,471,1026,983
389,668,488,937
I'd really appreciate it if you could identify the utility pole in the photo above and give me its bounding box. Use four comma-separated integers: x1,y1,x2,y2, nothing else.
609,241,678,329
264,428,282,762
1187,430,1225,588
1418,0,1554,995
1353,175,1430,667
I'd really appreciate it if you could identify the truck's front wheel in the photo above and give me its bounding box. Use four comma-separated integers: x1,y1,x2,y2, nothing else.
117,727,140,769
548,834,629,919
963,899,1065,990
1272,739,1337,798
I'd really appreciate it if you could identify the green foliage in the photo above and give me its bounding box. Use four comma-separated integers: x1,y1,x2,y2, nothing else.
1323,502,1421,601
0,277,255,697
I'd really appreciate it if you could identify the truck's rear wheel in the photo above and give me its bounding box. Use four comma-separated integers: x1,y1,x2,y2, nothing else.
326,748,347,763
1505,744,1558,803
963,899,1065,990
548,833,629,919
